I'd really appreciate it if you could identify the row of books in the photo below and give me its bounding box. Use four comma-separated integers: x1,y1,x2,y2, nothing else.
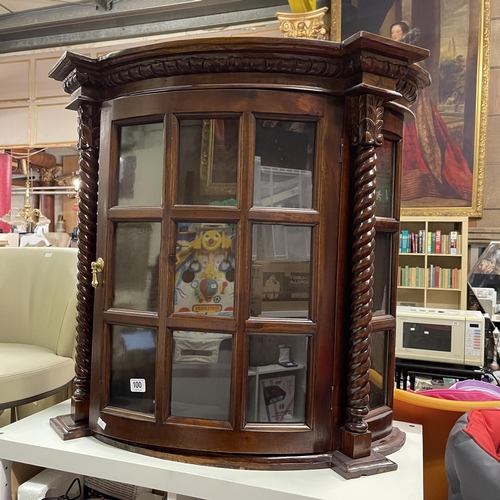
399,229,461,254
398,265,461,289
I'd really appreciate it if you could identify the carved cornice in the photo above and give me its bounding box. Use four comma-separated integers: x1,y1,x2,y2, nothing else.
63,68,104,95
52,36,430,107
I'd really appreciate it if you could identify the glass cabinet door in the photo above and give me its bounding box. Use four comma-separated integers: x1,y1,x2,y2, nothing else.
109,325,157,414
375,139,396,219
91,89,339,455
117,123,164,207
112,222,161,312
250,224,311,319
178,118,239,206
246,334,308,424
253,119,315,209
170,331,233,420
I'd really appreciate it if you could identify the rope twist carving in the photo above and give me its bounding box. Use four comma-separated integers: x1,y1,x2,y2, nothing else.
346,94,384,433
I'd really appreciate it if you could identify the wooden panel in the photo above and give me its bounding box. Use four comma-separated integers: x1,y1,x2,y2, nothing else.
0,60,30,102
485,115,500,162
0,106,30,146
488,68,500,114
35,57,66,99
35,103,77,145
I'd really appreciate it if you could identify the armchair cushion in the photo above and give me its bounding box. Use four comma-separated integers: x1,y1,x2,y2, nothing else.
0,344,75,407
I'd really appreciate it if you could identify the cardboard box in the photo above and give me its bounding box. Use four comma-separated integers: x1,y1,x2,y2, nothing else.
258,374,295,422
251,261,310,315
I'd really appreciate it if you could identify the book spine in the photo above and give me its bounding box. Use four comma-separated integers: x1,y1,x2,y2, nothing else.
450,231,458,254
401,230,409,253
410,267,416,287
435,229,441,254
418,230,424,253
442,234,448,254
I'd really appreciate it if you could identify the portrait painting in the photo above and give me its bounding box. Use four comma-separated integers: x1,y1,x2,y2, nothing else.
339,0,490,216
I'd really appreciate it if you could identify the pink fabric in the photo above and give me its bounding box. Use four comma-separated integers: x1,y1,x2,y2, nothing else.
419,389,500,402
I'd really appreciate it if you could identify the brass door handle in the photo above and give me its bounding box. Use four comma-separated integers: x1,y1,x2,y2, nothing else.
91,257,104,288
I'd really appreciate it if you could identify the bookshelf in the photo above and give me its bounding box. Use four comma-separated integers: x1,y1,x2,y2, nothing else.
397,216,469,310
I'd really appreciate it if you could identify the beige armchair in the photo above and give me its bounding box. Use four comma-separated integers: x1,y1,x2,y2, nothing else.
0,247,77,420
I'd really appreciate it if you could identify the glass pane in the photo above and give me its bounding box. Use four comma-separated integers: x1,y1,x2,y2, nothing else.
373,232,392,316
375,140,395,218
171,331,233,420
246,334,308,424
117,123,163,206
109,325,157,414
113,222,161,311
177,118,239,206
251,225,311,318
174,223,236,316
254,119,315,209
369,330,388,409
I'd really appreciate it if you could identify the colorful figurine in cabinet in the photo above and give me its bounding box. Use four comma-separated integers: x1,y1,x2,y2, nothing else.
175,224,235,315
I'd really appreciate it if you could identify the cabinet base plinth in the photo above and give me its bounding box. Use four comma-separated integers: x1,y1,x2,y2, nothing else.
50,414,91,440
91,432,399,476
94,433,331,470
372,426,406,456
330,450,398,479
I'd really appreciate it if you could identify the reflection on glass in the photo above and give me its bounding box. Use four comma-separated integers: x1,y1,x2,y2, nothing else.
246,334,308,424
109,325,157,413
375,140,395,218
117,123,163,206
171,331,233,420
373,232,392,316
251,224,311,318
113,222,161,311
369,330,388,409
254,119,315,209
177,118,239,206
468,241,500,293
174,223,236,316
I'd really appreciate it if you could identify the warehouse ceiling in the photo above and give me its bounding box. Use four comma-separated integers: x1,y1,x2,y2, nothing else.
0,1,88,16
0,0,289,54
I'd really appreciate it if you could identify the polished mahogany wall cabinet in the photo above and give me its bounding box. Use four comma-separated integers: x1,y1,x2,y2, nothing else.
49,34,429,478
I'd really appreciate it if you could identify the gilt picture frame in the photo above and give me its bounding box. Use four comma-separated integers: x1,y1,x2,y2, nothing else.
338,0,490,217
199,118,238,199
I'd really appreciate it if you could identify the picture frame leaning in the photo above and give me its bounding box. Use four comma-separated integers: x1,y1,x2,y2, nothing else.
337,0,490,217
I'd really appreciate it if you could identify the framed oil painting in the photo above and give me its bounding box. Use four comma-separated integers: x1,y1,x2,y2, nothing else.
337,0,490,217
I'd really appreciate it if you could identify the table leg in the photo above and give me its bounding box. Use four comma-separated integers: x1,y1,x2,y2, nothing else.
0,459,12,500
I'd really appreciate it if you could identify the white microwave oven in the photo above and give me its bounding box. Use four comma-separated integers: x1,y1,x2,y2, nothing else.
396,306,485,366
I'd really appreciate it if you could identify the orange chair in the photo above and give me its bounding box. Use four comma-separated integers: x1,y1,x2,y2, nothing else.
393,388,500,500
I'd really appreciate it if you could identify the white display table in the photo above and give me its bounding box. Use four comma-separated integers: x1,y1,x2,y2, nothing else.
0,401,423,500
